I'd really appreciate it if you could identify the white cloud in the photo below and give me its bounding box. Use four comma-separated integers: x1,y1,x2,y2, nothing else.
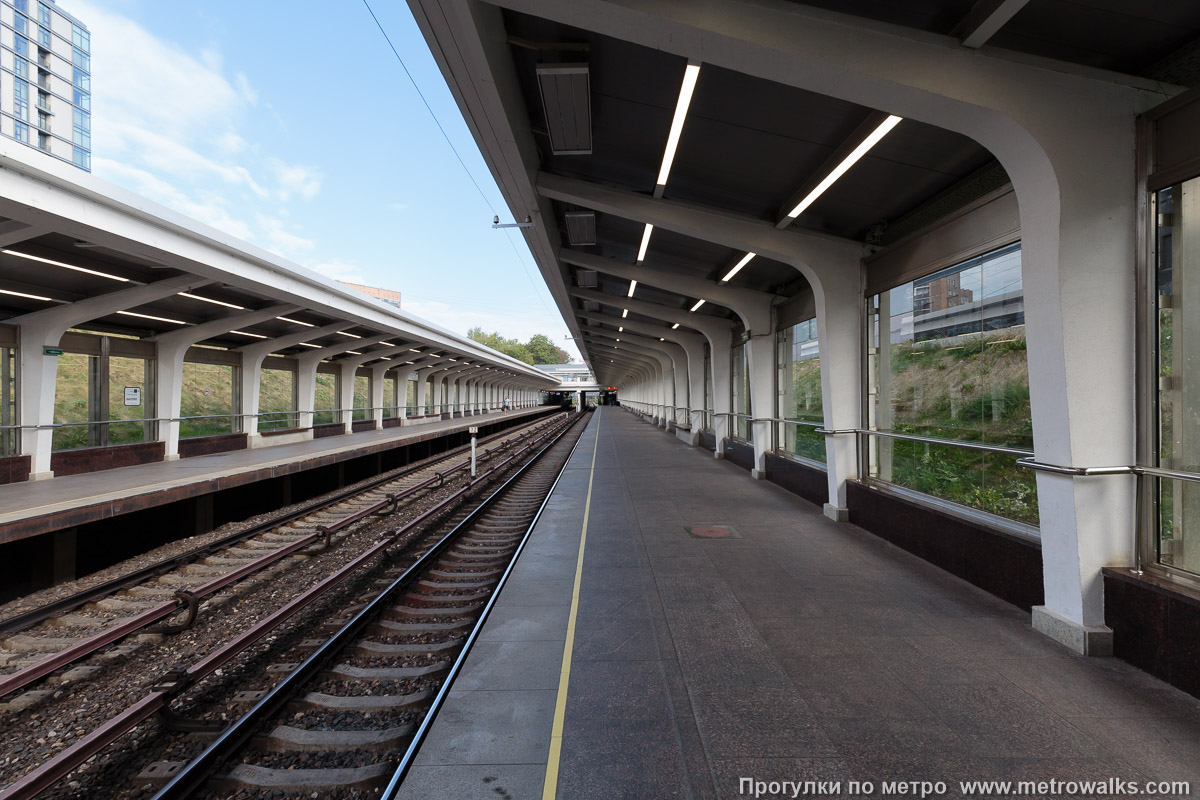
234,72,258,105
311,260,370,285
69,1,326,254
271,160,322,202
257,216,316,259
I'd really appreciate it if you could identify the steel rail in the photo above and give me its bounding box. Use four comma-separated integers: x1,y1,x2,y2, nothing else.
0,412,554,637
0,415,564,698
382,409,587,796
0,415,575,800
148,415,581,800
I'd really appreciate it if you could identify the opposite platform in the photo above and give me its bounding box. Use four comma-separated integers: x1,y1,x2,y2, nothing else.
399,406,1200,799
0,407,550,543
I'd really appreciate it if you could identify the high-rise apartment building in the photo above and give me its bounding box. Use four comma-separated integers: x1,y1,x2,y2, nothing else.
0,0,89,170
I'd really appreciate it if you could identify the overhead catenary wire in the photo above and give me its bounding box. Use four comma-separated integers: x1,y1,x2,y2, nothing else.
359,0,558,319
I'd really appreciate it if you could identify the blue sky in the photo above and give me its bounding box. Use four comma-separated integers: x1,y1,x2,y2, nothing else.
69,0,578,359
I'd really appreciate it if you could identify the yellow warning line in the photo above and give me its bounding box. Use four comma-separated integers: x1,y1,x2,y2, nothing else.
542,413,599,800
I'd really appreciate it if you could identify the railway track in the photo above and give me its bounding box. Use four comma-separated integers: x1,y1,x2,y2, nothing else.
0,409,587,800
0,413,562,704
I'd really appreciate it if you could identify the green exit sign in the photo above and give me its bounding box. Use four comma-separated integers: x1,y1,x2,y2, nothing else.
43,347,64,356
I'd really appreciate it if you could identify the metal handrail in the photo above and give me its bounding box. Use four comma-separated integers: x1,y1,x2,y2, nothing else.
817,427,1035,458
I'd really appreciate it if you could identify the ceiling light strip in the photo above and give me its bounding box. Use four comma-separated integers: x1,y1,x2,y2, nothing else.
0,287,54,301
656,63,701,190
627,279,638,298
690,299,705,312
277,316,315,327
721,252,757,283
636,224,653,263
179,292,244,310
4,249,129,282
117,310,188,325
785,115,903,220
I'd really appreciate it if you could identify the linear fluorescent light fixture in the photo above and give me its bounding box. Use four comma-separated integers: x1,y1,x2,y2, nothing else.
4,249,129,282
690,299,705,312
117,310,187,325
785,115,903,220
636,224,653,263
179,292,244,310
618,326,623,332
721,252,756,283
622,309,628,318
337,331,362,339
627,279,638,298
0,287,54,301
277,316,314,327
671,323,680,329
656,63,701,191
230,329,269,339
297,342,321,348
345,350,363,355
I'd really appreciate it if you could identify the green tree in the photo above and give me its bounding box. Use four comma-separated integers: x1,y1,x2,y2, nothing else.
467,328,571,365
526,333,570,364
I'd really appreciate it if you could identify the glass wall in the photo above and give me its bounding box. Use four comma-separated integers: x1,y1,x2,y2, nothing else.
1155,179,1200,575
180,361,234,438
731,340,751,441
406,378,417,413
1,346,15,456
258,368,296,431
106,356,149,444
52,352,94,450
777,319,824,462
866,242,1037,525
383,375,397,419
353,374,370,421
313,372,337,424
703,344,713,432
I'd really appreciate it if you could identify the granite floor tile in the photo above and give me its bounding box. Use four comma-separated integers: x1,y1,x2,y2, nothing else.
412,689,557,765
475,604,570,642
449,639,565,692
393,764,546,800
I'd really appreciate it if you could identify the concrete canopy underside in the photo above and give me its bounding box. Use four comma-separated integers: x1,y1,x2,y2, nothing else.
0,142,559,477
409,0,1191,651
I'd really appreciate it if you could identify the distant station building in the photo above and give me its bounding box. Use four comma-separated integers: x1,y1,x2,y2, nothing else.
0,0,90,171
533,362,594,384
338,281,402,309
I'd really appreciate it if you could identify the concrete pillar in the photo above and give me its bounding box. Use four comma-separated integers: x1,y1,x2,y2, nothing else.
746,333,775,479
153,304,295,458
815,257,865,520
11,275,208,479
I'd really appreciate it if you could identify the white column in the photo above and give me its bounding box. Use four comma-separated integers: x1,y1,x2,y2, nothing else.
11,275,208,479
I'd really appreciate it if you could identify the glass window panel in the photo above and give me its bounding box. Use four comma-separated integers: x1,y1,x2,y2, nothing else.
258,368,296,431
1155,179,1200,575
1,346,15,456
406,378,416,412
13,13,25,34
106,355,147,445
180,361,233,438
313,372,337,424
52,352,92,450
383,375,397,418
37,26,48,48
353,375,370,421
731,340,751,442
777,319,824,462
867,242,1036,525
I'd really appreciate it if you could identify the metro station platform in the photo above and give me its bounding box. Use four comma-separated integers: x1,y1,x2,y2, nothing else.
0,407,551,546
399,407,1200,799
